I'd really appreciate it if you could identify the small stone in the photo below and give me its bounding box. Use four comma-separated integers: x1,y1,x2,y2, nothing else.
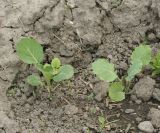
64,105,78,115
136,117,142,123
67,0,76,8
135,99,142,104
148,108,160,128
152,88,160,102
125,109,135,114
133,76,155,101
138,121,154,133
93,81,108,102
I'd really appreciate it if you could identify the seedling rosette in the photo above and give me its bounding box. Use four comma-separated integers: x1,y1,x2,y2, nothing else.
16,37,74,98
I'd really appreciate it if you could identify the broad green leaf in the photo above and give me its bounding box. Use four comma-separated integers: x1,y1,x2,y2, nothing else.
108,82,125,102
92,59,117,82
53,65,74,82
51,58,61,69
26,75,42,86
16,37,44,64
131,45,151,66
126,60,143,81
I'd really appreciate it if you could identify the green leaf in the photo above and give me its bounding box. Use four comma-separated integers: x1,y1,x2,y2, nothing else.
26,75,42,86
98,116,105,125
36,64,53,81
35,64,44,72
53,65,74,82
16,37,44,64
131,45,151,66
108,82,125,102
126,60,143,81
92,59,117,82
43,64,53,80
51,58,61,69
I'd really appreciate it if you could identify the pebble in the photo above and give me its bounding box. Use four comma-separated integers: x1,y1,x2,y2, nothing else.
136,117,142,123
135,99,142,104
133,77,155,101
125,109,135,114
138,121,154,133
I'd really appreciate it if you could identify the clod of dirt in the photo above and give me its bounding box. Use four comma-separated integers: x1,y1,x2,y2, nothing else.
152,88,160,102
60,45,74,57
148,108,160,128
93,81,108,102
0,111,20,133
138,121,154,133
64,105,78,115
133,76,155,101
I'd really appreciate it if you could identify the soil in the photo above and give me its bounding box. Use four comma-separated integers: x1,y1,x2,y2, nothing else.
1,0,160,133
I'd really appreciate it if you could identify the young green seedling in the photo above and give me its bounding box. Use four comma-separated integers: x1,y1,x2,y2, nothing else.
16,37,74,98
92,45,152,102
98,115,106,131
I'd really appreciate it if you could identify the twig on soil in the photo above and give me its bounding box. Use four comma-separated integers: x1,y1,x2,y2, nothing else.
52,32,66,45
125,123,131,133
79,78,93,89
106,119,119,125
61,97,71,105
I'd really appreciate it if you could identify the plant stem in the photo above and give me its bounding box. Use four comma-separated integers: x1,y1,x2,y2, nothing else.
46,79,52,99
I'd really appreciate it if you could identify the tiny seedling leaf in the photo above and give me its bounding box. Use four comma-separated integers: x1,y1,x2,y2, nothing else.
131,45,151,66
53,65,74,82
98,116,105,125
126,60,143,81
92,59,117,82
26,75,42,86
43,64,54,80
51,58,61,69
108,82,125,102
16,37,44,64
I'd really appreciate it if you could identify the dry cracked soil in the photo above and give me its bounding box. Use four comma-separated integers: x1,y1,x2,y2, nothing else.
1,0,160,133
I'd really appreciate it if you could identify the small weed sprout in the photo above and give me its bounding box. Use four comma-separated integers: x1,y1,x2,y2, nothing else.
16,37,74,98
98,115,106,131
92,45,152,102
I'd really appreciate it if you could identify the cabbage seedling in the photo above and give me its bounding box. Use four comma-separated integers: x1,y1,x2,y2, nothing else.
92,45,152,102
16,37,74,98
